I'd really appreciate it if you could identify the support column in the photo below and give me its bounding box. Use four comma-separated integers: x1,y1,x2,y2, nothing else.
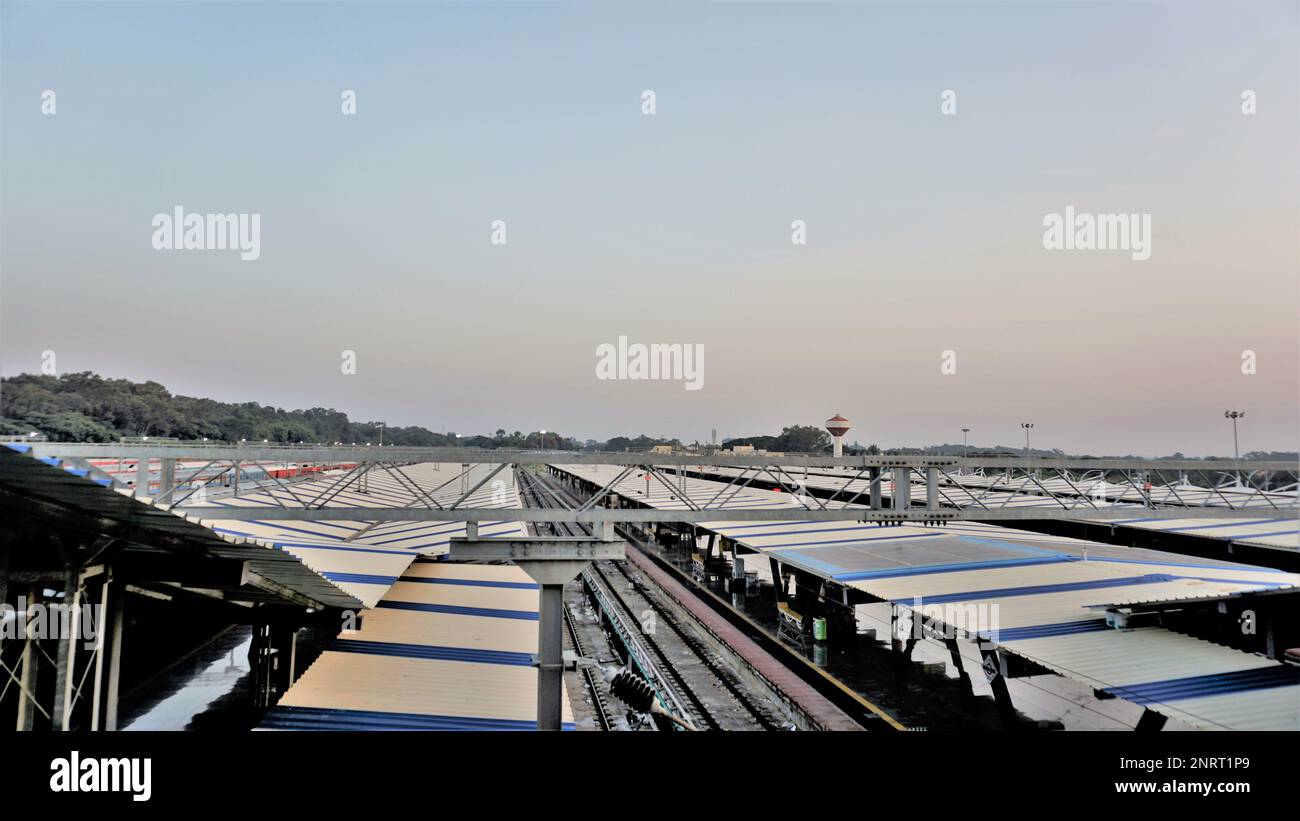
893,467,911,510
769,558,786,603
52,572,79,731
135,458,149,495
158,458,176,504
249,623,273,708
926,467,938,512
890,604,905,654
1259,605,1278,659
272,625,296,696
103,581,125,731
90,569,112,730
0,546,8,619
536,583,564,731
903,612,924,660
978,642,1017,728
15,586,40,731
944,637,974,696
869,467,882,510
448,536,624,732
792,570,821,632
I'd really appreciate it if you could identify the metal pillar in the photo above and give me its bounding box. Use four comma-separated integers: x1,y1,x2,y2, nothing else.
769,557,787,603
448,534,624,731
52,571,78,731
90,569,111,730
926,467,938,511
869,467,882,509
103,581,125,731
250,623,273,708
890,604,905,654
944,637,975,696
978,642,1017,728
0,546,8,620
15,586,39,730
134,458,149,494
893,467,911,510
158,458,176,503
536,583,564,731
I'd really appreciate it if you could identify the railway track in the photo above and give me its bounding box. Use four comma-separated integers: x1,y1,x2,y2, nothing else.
517,469,781,731
534,466,899,731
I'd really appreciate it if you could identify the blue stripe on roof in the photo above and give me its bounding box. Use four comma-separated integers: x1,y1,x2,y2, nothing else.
1178,576,1289,589
323,572,400,585
247,521,350,541
1232,529,1300,540
398,575,539,590
835,555,1074,582
768,549,851,577
743,531,949,551
899,574,1180,605
1161,518,1288,532
276,541,422,556
4,442,32,453
375,600,539,620
986,619,1110,642
1101,665,1300,704
328,639,533,666
1089,556,1285,573
260,705,574,731
952,535,1068,558
215,527,420,556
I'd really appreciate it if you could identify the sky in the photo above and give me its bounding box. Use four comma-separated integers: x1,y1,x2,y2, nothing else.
1,1,1296,456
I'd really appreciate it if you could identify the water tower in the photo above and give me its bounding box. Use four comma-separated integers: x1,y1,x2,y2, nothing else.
826,414,851,457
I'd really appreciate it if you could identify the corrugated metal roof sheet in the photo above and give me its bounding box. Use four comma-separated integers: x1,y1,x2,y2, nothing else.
556,463,1300,730
1,442,363,611
261,561,573,731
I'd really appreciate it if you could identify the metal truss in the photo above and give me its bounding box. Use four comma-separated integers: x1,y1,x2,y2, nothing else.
27,442,1297,473
18,444,1299,525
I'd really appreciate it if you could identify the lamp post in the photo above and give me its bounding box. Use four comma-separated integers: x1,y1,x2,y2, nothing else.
1225,410,1244,485
961,428,970,461
1020,422,1034,456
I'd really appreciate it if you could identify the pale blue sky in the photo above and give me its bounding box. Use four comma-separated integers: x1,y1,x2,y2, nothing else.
2,1,1296,455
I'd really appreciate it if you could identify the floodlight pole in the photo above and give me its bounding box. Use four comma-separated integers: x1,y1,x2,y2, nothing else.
1225,411,1244,486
